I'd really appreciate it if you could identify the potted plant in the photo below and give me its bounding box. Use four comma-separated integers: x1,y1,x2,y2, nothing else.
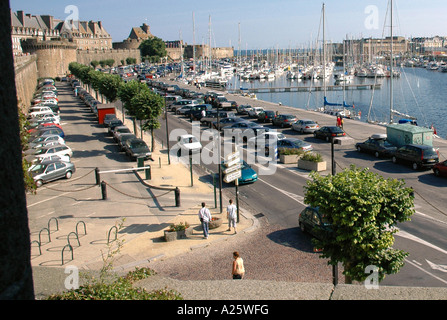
298,152,327,172
209,217,222,229
163,221,192,242
279,148,304,164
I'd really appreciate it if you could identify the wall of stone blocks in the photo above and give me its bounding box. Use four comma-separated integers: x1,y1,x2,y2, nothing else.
14,54,38,112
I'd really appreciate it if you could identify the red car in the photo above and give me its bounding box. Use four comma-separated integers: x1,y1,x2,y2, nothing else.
433,160,447,177
28,123,63,134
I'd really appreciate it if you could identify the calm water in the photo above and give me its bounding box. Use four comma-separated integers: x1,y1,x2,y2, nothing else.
227,67,447,139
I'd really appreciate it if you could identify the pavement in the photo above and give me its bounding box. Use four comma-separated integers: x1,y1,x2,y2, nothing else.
29,80,447,301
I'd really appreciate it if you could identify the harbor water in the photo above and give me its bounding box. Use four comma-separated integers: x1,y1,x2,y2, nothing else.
227,67,447,139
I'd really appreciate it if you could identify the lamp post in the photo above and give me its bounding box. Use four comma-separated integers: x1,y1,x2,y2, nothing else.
216,103,223,213
331,137,339,286
164,94,170,165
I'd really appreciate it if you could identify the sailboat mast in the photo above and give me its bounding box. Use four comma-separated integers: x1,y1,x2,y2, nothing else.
390,0,394,123
322,3,326,98
192,12,196,75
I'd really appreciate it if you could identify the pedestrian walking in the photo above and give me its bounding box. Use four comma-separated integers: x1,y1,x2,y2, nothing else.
336,116,341,127
198,202,212,239
232,251,245,279
340,117,344,129
226,199,237,234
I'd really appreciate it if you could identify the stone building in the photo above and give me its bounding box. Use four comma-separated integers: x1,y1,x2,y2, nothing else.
10,10,112,55
113,23,153,49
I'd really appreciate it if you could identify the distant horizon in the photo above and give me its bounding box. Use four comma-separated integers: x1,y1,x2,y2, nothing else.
10,1,447,49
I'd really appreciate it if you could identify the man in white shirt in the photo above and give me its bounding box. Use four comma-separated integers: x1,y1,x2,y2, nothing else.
227,199,237,234
198,202,212,239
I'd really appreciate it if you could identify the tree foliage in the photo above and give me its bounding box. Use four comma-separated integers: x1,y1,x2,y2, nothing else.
139,37,167,60
304,165,414,283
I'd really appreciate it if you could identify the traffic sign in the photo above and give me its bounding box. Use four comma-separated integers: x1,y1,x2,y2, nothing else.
225,157,240,168
225,151,240,161
223,163,241,174
224,170,241,183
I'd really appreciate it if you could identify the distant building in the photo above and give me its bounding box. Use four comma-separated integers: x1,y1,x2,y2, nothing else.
10,10,112,55
113,23,153,49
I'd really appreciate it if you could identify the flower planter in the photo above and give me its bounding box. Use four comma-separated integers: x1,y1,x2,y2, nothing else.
298,159,327,172
163,227,193,242
209,217,222,229
280,154,302,164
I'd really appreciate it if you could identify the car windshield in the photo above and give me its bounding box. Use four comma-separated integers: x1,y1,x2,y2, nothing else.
30,164,46,174
183,137,198,143
131,141,147,148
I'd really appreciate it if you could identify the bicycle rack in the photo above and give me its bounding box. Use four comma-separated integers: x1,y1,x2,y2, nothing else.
48,217,59,232
31,240,42,255
61,244,73,265
39,227,51,244
107,226,118,244
67,231,80,247
76,221,87,236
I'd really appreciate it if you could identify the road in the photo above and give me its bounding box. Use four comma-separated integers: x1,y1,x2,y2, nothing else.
155,77,447,287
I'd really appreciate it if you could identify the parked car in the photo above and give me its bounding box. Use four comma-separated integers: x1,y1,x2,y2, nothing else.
247,131,286,153
298,206,332,240
30,127,65,139
200,110,236,127
170,99,198,112
257,110,277,123
123,138,152,161
222,121,269,142
212,117,245,130
112,126,131,141
221,160,258,185
108,120,124,135
272,114,297,128
247,107,264,118
391,144,439,170
291,119,320,134
355,134,397,158
28,135,65,149
236,105,253,115
277,138,313,153
103,114,118,127
433,160,447,177
313,126,346,142
186,104,213,120
30,160,76,188
176,134,202,156
117,133,137,151
32,144,73,160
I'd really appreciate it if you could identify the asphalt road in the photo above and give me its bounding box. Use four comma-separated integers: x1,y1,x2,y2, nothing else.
156,78,447,288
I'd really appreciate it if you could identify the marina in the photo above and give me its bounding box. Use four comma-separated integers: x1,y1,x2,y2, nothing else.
229,83,382,94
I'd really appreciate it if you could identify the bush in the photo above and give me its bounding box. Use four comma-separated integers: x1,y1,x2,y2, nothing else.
167,221,190,232
47,267,183,300
279,148,304,155
301,152,323,162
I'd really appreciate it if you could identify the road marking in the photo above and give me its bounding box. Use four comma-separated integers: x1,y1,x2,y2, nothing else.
395,229,447,256
27,192,70,208
37,211,55,219
258,178,306,206
405,259,447,285
426,260,447,273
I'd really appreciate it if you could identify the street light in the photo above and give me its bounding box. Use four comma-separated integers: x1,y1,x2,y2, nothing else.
330,136,341,285
164,94,170,165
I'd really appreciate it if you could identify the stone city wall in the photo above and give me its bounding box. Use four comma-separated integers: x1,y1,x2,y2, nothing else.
13,54,38,112
76,48,141,66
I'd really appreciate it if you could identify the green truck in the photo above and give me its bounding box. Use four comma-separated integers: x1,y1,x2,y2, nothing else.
386,124,434,148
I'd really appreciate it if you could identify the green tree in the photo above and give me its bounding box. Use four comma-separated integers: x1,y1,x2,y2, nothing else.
303,165,414,284
130,89,164,150
90,60,99,69
98,73,121,103
139,37,167,60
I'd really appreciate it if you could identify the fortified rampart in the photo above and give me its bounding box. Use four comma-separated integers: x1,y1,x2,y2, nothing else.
13,54,38,113
76,48,141,66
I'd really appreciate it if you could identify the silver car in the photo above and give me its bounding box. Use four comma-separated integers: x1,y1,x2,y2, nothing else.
291,119,320,134
30,160,76,187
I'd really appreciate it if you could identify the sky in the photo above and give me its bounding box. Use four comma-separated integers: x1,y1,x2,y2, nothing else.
9,0,447,49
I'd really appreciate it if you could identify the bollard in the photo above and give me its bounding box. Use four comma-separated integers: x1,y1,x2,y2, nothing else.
145,165,151,180
95,167,100,185
101,181,107,200
175,187,180,207
137,157,144,171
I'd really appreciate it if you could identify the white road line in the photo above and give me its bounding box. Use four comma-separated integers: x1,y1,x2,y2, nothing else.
405,259,447,285
27,192,70,208
258,177,306,206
